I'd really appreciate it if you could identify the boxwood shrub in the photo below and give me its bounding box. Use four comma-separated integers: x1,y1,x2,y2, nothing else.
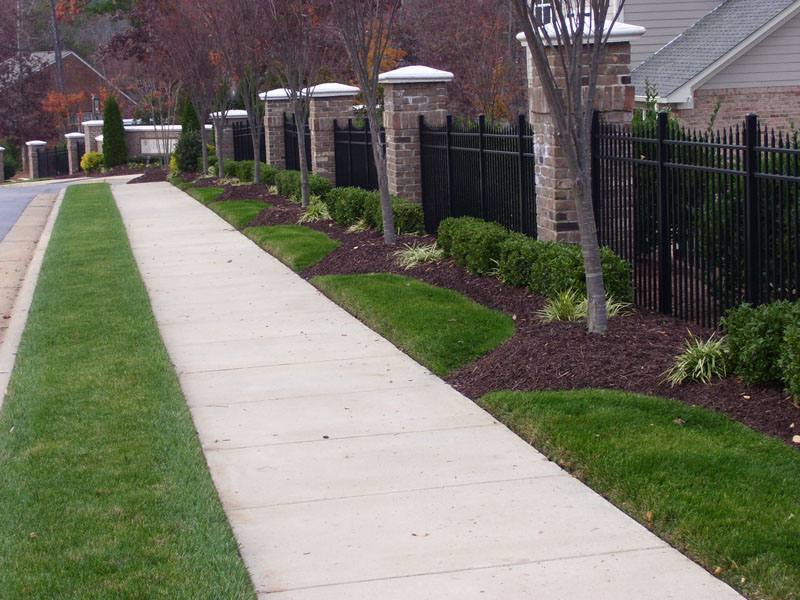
275,169,301,198
779,322,800,400
363,193,425,235
723,300,800,385
326,187,373,226
439,217,510,276
497,232,540,287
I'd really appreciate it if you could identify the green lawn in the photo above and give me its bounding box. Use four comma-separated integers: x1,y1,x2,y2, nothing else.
210,199,270,229
186,186,224,204
480,389,800,600
311,273,515,376
245,224,340,271
0,183,255,599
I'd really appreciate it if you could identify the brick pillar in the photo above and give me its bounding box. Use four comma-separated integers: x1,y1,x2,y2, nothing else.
82,120,103,154
26,141,46,179
211,110,248,166
65,132,85,174
379,66,453,204
263,89,293,170
519,23,643,241
306,83,359,184
0,146,4,183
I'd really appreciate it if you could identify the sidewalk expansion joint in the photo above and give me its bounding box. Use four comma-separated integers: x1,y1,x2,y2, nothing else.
177,352,405,375
229,474,569,512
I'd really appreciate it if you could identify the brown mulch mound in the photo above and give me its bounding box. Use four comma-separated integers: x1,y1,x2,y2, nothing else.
127,168,168,184
202,179,800,446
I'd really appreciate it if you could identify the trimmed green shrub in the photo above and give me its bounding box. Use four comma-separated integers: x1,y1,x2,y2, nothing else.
497,233,540,287
101,95,127,168
363,193,425,236
309,173,333,201
223,159,239,178
174,129,202,173
327,187,373,226
260,163,278,185
600,247,634,302
527,241,584,297
779,323,800,401
723,301,800,385
3,152,18,179
275,170,301,198
80,151,104,173
447,217,510,276
181,98,200,132
236,161,254,182
436,217,460,255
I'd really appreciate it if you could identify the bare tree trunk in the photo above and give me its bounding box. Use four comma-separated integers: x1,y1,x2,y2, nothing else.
48,0,65,94
366,101,395,244
294,106,311,208
200,126,209,174
574,169,608,333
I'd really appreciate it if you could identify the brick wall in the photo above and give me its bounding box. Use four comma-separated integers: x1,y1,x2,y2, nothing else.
309,95,356,183
671,86,800,132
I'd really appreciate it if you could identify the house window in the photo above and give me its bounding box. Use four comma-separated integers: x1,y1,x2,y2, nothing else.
534,2,552,24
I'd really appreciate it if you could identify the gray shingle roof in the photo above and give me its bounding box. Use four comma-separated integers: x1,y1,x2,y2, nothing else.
631,0,797,98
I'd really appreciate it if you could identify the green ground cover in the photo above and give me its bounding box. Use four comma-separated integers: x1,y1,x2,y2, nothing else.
245,224,340,272
480,388,800,600
210,199,270,229
186,186,223,204
311,273,515,376
0,183,255,599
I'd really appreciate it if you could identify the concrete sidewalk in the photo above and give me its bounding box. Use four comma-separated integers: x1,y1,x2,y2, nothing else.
113,181,742,599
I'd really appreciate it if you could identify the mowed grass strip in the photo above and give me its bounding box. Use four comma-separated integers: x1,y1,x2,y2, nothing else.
210,199,270,229
245,224,340,272
0,183,255,600
186,186,224,204
311,273,515,376
480,389,800,600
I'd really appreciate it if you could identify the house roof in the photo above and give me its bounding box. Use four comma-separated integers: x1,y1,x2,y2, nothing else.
631,0,798,100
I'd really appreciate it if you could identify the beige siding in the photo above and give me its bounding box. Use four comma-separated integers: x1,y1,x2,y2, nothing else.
701,11,800,89
624,0,723,67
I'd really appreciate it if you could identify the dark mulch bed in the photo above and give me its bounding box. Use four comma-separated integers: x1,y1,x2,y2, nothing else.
210,180,800,446
128,168,168,184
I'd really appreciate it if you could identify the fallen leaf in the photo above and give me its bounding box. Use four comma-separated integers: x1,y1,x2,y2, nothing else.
9,426,14,433
227,259,232,263
743,395,751,400
448,318,456,322
512,314,517,320
646,511,653,521
714,567,723,575
673,418,685,425
741,577,746,584
793,435,800,444
411,533,429,537
790,423,795,429
29,532,37,539
2,315,9,320
730,560,738,569
322,435,329,439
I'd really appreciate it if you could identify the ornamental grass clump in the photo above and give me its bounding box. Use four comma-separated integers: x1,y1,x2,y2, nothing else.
392,242,444,270
297,195,331,223
536,289,631,323
663,331,728,386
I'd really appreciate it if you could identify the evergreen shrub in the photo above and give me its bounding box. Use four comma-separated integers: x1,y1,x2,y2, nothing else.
326,187,373,226
363,193,424,235
101,96,127,168
80,152,104,173
174,129,202,173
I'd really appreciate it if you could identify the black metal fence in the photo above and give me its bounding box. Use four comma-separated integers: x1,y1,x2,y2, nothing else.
37,146,68,178
593,111,800,327
232,120,266,162
76,139,85,172
283,113,312,172
334,118,385,190
420,114,537,236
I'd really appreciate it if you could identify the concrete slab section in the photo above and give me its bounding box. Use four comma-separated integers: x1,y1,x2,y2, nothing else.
179,354,438,406
229,477,667,592
0,241,38,262
2,224,47,242
206,425,563,509
261,548,741,600
190,385,496,450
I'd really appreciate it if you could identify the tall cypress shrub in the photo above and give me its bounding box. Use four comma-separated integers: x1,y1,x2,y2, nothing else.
102,95,127,169
181,98,200,133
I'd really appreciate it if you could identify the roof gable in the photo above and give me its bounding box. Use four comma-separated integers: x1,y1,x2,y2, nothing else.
632,0,798,99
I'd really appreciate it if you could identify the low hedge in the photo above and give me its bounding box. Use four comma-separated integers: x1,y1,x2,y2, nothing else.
220,160,278,184
437,216,633,300
326,187,373,226
274,170,332,203
363,193,425,235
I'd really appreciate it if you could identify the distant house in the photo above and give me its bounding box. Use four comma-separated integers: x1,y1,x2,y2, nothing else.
626,0,800,130
2,50,136,128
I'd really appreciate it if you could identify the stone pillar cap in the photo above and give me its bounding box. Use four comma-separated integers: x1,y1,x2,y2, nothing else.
65,132,85,139
379,65,454,84
302,83,360,98
516,20,645,46
210,109,249,118
0,146,4,151
95,135,104,142
261,88,296,100
26,140,47,146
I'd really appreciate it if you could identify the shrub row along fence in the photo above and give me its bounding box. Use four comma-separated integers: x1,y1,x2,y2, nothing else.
283,113,312,173
334,118,385,191
593,111,800,327
419,114,537,238
37,145,71,177
232,120,266,163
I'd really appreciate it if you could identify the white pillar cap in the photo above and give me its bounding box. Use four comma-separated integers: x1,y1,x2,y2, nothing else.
26,140,47,146
379,65,454,84
0,147,4,151
262,88,296,100
210,109,249,118
302,83,360,98
95,135,104,142
516,20,645,46
65,132,86,139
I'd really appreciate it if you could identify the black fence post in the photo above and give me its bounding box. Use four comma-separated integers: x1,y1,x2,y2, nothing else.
591,110,601,232
364,118,371,186
346,118,354,187
656,110,672,315
744,113,763,306
445,115,454,218
518,114,529,235
479,114,488,219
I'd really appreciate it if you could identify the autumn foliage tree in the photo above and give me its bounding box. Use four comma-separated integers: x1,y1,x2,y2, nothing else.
42,90,87,134
329,0,403,244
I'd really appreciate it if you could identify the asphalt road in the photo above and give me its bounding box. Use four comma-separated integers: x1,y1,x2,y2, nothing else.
0,181,74,242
